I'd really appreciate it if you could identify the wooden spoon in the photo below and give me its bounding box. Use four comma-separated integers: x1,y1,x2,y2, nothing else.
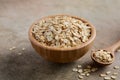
91,40,120,65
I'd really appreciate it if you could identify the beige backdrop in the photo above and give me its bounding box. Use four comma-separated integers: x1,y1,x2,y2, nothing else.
0,0,120,80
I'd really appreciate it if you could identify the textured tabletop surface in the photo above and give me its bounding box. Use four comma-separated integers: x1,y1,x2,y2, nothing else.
0,0,120,80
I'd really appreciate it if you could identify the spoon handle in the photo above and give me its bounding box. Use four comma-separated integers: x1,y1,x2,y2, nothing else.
107,40,120,52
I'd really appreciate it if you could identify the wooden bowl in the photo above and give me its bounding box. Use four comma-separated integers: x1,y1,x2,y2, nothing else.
28,15,96,63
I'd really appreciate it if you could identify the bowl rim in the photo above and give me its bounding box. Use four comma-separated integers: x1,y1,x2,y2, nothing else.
28,14,96,51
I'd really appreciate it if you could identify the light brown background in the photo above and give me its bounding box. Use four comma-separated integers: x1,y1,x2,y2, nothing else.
0,0,120,80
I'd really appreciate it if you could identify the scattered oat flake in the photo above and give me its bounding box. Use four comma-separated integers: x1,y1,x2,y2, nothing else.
104,76,111,80
72,68,78,72
9,46,16,50
86,73,90,77
18,53,22,55
100,74,107,77
78,69,83,73
106,71,111,75
78,75,84,79
114,66,119,69
72,63,119,80
9,47,13,50
111,76,116,79
22,48,25,51
77,65,82,68
80,73,85,76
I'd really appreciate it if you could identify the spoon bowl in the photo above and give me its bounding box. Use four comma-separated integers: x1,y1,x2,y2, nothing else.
91,40,120,66
91,50,114,66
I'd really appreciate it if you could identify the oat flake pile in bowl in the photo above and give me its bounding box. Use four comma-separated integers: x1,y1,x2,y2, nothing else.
32,15,91,48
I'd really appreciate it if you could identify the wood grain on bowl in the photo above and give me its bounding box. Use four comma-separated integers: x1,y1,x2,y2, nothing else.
28,15,96,63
